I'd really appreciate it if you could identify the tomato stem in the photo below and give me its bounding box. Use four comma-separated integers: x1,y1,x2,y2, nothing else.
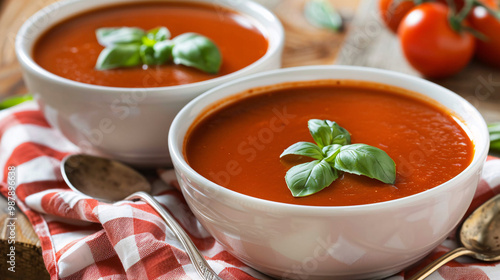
445,0,457,13
447,16,462,33
456,0,474,22
443,0,487,41
447,0,474,33
463,25,488,41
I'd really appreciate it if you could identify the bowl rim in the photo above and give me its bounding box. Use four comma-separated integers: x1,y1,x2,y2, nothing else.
168,65,490,214
14,0,284,95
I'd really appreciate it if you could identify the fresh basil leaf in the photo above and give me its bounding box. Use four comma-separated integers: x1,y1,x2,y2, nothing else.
140,45,156,65
304,0,343,32
95,44,141,70
172,33,222,74
0,95,33,110
142,27,171,47
281,119,398,197
142,36,156,47
172,32,198,44
96,27,145,47
285,159,338,197
147,27,171,42
140,41,174,65
280,142,323,160
334,144,396,184
95,27,221,73
322,144,342,163
154,40,174,64
491,142,500,153
489,122,500,153
492,141,500,153
308,119,351,148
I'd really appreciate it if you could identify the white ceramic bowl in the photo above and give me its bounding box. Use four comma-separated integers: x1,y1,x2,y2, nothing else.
15,0,284,166
168,66,489,280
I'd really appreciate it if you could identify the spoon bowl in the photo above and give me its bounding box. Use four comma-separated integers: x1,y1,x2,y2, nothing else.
409,194,500,280
60,154,222,280
61,154,151,201
460,194,500,260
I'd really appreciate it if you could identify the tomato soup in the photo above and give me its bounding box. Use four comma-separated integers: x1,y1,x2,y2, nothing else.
33,2,268,88
184,81,474,206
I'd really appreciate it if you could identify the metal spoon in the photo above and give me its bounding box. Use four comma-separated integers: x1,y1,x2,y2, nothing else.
60,154,222,280
409,194,500,280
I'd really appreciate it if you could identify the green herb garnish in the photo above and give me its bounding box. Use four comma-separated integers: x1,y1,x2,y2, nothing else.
280,119,396,197
95,27,222,74
489,122,500,153
304,0,343,32
0,95,33,110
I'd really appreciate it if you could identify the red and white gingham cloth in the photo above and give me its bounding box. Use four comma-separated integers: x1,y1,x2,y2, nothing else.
1,101,499,280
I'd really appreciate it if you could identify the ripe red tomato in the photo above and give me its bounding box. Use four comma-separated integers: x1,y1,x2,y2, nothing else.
469,2,500,67
398,3,475,78
379,0,415,33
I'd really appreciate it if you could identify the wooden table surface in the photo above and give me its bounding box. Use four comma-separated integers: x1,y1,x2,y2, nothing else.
0,0,498,278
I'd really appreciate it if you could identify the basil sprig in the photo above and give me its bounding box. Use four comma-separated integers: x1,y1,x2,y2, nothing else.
489,122,500,153
172,33,222,74
304,0,343,32
0,94,33,110
280,119,396,197
95,27,222,74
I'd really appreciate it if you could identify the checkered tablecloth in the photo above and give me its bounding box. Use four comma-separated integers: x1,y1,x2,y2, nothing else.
1,102,499,279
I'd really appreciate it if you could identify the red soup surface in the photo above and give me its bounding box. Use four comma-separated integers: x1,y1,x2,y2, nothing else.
33,2,268,88
184,81,474,206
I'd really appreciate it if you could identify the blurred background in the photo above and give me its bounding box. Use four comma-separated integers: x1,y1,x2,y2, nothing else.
1,0,499,121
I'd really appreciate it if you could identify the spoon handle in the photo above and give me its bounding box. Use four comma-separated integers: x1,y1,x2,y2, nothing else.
408,247,474,280
126,191,222,280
